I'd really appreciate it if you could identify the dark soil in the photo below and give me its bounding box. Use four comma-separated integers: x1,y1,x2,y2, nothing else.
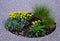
9,15,56,37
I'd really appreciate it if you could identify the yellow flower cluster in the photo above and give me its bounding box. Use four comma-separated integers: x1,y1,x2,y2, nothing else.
9,12,16,19
32,20,41,25
9,11,32,19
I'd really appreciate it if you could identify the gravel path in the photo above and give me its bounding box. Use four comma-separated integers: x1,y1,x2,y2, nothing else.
0,0,60,41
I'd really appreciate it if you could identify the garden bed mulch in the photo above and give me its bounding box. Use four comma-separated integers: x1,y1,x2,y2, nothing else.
9,15,56,37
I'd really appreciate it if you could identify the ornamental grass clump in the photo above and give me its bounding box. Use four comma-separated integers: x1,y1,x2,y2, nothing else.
5,11,32,30
33,5,55,27
27,20,46,37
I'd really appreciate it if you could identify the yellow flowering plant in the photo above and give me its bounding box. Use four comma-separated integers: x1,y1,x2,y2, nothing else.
27,20,46,37
32,20,41,25
5,11,32,30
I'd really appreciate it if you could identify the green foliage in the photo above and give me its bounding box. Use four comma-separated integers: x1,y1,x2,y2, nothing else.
42,17,55,27
33,5,54,27
33,6,49,18
5,11,33,30
5,18,23,30
5,15,32,30
27,22,46,37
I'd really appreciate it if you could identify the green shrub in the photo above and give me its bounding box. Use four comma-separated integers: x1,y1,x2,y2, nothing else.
27,20,46,37
5,18,24,30
5,11,32,30
33,5,54,27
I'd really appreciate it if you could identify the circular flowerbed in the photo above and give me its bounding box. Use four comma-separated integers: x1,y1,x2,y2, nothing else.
5,6,56,38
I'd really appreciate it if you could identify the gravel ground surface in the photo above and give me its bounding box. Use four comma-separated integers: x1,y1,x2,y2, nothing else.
0,0,60,41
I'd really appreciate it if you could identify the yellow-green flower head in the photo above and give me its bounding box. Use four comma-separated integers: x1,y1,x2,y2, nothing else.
9,15,16,19
9,14,13,19
21,11,28,15
9,16,13,19
23,14,27,16
32,22,35,25
38,20,41,22
35,21,38,23
23,11,28,14
13,15,16,18
27,14,32,17
27,14,30,16
29,14,32,16
23,16,26,18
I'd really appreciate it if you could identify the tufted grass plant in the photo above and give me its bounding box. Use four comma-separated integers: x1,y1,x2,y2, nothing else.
33,5,55,27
